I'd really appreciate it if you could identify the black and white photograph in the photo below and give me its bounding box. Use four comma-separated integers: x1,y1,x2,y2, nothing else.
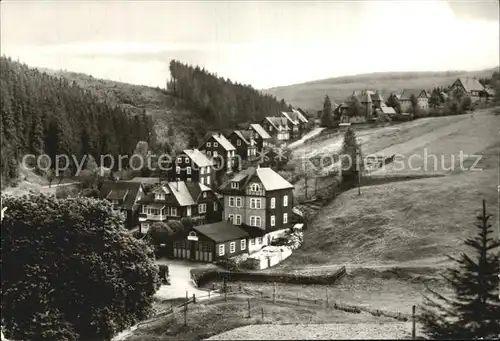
1,0,499,340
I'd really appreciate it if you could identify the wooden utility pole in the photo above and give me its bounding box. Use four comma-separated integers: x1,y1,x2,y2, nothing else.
412,305,416,340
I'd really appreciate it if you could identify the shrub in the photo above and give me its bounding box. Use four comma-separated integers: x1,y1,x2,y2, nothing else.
1,195,161,341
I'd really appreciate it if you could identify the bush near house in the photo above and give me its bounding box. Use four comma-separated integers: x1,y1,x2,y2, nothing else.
1,195,161,341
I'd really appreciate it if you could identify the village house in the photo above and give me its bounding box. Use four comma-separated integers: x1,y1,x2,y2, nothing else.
280,108,309,139
137,181,222,234
449,77,490,102
248,123,271,153
218,166,294,254
228,130,257,167
399,89,430,112
261,117,290,143
164,149,215,187
171,220,250,262
98,181,145,229
198,133,237,185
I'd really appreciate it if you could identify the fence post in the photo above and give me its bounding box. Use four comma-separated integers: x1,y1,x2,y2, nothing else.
412,305,416,340
247,298,251,318
184,291,188,326
193,293,196,304
261,307,264,321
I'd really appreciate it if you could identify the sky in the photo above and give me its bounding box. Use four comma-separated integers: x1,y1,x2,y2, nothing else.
1,1,499,89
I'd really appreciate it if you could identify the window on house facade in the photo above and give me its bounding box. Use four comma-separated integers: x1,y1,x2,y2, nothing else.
207,151,212,157
229,197,235,207
207,142,211,147
250,183,261,192
237,139,241,146
283,195,288,207
250,198,261,209
214,142,218,147
184,157,189,163
283,213,288,224
187,206,192,216
250,238,255,245
235,214,242,225
240,239,246,250
230,242,236,253
271,215,275,226
228,214,234,223
213,151,218,157
170,207,178,216
155,193,165,201
219,244,224,256
236,197,242,208
203,192,207,198
258,236,263,244
207,175,211,185
213,201,218,211
231,182,239,189
250,216,261,227
187,167,191,174
199,203,207,213
270,197,276,208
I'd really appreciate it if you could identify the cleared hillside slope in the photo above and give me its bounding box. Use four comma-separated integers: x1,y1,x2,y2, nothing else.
285,107,500,268
265,68,498,111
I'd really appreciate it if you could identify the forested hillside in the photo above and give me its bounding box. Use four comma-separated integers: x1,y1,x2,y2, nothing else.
0,56,152,187
167,60,291,130
42,60,291,155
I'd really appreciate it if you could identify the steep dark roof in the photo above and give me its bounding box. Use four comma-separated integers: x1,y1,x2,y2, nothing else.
99,181,143,210
399,89,428,101
233,130,252,145
192,220,249,242
239,224,267,238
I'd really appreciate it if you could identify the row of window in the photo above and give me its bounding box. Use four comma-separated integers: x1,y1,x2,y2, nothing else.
155,191,209,201
234,213,287,227
142,202,217,216
227,195,288,208
219,239,246,256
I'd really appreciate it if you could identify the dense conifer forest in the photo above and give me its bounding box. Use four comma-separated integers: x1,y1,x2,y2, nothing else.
167,60,291,130
0,56,152,186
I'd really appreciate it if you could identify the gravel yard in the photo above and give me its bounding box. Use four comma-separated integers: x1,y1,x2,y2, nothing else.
207,322,414,340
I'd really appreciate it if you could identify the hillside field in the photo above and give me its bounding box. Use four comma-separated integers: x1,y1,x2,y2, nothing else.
265,68,498,111
221,107,499,319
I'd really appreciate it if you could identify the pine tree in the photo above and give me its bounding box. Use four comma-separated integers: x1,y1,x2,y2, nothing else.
340,127,363,182
321,95,334,128
420,200,500,339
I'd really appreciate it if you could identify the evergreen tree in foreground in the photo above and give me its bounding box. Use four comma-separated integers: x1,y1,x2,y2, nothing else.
420,200,500,339
320,95,334,128
340,127,363,183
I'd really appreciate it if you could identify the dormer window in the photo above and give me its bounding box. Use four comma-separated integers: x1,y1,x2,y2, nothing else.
231,182,239,189
203,192,207,198
155,193,165,201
